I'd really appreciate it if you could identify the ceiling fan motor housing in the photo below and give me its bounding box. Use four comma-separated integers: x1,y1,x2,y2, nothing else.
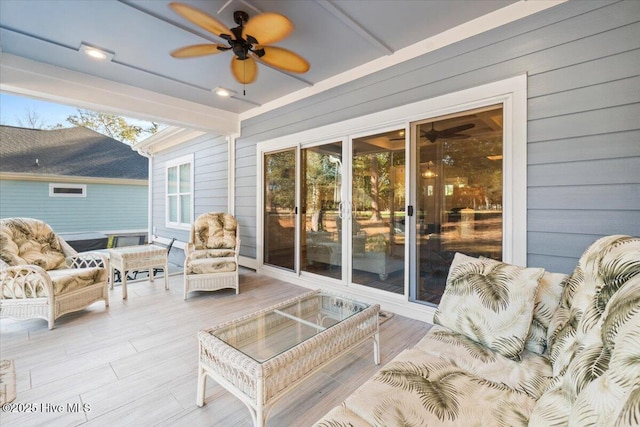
228,11,264,60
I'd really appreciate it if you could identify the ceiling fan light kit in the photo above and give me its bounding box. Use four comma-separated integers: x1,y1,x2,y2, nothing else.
169,2,309,88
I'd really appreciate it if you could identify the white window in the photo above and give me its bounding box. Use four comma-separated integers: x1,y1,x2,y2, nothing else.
49,183,86,197
166,154,193,229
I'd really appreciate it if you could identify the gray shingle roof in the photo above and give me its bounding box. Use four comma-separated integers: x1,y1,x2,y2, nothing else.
0,125,148,179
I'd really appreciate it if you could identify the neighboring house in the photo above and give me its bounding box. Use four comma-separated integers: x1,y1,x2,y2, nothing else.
135,1,640,324
0,125,149,242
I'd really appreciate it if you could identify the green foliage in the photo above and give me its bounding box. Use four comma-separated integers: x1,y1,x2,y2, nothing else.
66,109,159,144
265,150,296,211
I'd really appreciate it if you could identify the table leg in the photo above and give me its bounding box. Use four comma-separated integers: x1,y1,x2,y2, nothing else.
164,261,169,290
109,267,115,290
122,270,128,299
373,331,380,365
196,365,206,407
149,267,154,283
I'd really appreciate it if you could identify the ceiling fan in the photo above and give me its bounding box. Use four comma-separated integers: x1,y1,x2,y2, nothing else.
390,123,475,142
169,2,310,86
421,123,475,143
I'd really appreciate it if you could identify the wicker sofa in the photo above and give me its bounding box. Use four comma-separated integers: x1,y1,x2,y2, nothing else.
0,218,109,329
315,235,640,427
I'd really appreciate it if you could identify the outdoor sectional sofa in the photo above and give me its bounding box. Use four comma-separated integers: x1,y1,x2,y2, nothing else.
314,234,640,426
0,218,109,329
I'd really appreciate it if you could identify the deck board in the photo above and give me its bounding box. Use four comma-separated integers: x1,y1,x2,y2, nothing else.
1,269,431,426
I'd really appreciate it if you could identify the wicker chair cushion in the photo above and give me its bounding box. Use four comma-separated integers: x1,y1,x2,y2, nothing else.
434,252,544,360
186,257,236,274
188,249,237,259
193,213,237,250
0,218,67,270
1,267,107,298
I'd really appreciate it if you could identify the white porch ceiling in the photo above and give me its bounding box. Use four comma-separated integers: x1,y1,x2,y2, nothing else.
0,0,563,133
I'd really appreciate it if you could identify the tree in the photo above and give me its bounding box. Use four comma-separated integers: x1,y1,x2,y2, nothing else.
66,109,159,144
14,107,65,129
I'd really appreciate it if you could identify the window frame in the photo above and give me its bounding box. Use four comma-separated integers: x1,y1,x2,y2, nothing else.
165,153,194,230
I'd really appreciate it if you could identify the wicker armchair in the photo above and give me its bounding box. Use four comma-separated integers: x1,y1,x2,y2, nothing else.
0,218,109,329
184,213,240,300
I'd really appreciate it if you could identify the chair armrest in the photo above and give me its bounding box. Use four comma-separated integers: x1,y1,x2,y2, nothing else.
0,265,55,299
185,243,195,257
58,236,79,257
66,252,109,270
234,237,241,258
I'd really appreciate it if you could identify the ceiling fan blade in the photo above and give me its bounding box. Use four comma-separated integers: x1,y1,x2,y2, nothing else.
243,13,293,45
170,44,226,58
255,46,310,73
445,133,471,140
442,123,475,134
169,2,232,38
231,56,258,84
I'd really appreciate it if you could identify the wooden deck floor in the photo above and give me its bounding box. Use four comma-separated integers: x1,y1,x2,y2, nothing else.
0,269,431,427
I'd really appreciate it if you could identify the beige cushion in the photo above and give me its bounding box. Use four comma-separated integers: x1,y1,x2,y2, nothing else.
1,267,107,298
186,257,236,275
193,213,237,250
328,347,539,426
188,248,236,259
434,253,544,360
0,218,67,270
523,270,569,355
531,235,640,426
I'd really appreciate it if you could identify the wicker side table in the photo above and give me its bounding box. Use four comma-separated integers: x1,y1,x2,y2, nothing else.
108,245,169,299
197,290,380,427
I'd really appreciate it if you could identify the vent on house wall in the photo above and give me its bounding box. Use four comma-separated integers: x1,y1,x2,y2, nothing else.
49,183,87,197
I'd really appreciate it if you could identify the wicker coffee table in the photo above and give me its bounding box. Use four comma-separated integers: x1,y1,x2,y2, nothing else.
197,290,380,427
108,245,169,299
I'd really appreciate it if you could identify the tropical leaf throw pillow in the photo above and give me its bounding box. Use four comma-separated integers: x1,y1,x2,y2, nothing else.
434,253,545,360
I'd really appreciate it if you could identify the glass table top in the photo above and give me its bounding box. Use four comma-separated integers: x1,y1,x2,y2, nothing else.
209,292,370,363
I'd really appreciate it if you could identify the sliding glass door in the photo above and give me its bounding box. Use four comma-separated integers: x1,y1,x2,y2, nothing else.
412,105,504,305
264,149,296,271
351,129,406,294
261,105,506,306
301,141,343,280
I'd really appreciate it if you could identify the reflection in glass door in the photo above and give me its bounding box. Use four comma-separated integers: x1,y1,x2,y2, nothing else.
351,129,406,294
301,142,343,279
413,105,504,305
264,149,296,271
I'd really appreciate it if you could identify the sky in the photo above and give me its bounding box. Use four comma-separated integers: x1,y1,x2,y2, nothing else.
0,92,164,140
0,93,79,129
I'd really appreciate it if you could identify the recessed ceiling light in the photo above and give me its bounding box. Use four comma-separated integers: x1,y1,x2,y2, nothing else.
213,87,236,97
79,43,114,61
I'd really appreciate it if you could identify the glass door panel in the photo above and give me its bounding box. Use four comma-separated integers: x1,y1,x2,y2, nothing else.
264,150,296,271
351,129,406,294
414,105,503,305
301,142,343,279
